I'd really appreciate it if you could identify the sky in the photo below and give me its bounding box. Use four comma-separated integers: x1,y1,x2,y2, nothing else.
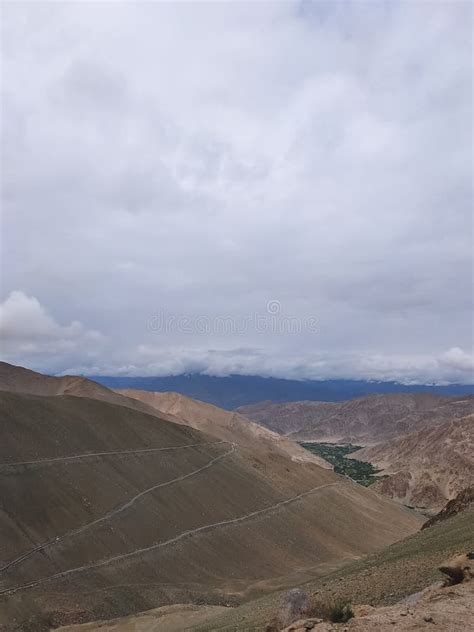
1,1,473,384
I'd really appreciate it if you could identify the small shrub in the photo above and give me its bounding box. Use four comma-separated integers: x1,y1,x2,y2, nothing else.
306,598,354,623
328,602,354,623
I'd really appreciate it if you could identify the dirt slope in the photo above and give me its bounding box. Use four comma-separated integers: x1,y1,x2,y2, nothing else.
55,507,474,632
238,393,474,444
116,389,331,468
0,391,421,631
186,506,474,631
0,362,330,469
352,415,474,511
56,604,229,632
0,361,172,420
56,581,474,632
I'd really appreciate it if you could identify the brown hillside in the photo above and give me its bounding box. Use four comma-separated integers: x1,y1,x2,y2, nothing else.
0,391,421,631
238,393,474,444
0,362,330,469
353,415,474,511
116,389,331,469
0,361,171,421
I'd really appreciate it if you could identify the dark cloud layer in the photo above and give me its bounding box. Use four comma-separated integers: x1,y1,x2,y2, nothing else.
1,2,472,384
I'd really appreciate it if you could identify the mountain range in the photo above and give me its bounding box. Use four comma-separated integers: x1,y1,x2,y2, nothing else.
0,362,422,631
352,415,474,510
89,374,474,410
239,394,474,511
238,393,474,444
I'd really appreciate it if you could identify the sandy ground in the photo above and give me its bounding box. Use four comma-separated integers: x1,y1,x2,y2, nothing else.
56,604,229,632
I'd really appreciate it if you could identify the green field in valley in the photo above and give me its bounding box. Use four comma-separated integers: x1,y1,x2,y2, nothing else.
299,442,383,486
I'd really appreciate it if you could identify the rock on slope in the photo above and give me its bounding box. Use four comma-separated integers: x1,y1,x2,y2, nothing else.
0,386,421,630
279,581,474,631
116,388,331,468
238,394,474,444
422,487,474,529
352,415,474,510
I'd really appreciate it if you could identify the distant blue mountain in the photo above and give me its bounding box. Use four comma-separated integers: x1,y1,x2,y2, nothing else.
88,373,474,410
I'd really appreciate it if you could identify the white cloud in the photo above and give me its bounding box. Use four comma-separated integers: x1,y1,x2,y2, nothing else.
1,2,472,383
58,344,474,385
440,347,474,374
0,291,105,362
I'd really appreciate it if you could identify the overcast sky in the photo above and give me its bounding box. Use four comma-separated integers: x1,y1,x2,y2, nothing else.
1,1,473,384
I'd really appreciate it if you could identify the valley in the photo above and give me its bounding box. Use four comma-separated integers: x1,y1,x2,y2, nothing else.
0,363,471,631
241,395,474,512
299,443,382,487
0,363,423,631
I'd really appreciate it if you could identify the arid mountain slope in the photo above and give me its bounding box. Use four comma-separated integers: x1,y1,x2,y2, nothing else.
0,391,421,631
0,361,170,420
116,389,331,468
422,487,474,530
236,400,339,436
57,580,474,632
66,506,474,632
0,362,329,469
353,415,474,510
187,507,474,631
238,393,474,444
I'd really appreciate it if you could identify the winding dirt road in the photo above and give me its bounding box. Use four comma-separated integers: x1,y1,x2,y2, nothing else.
0,443,235,576
0,478,342,596
0,441,225,468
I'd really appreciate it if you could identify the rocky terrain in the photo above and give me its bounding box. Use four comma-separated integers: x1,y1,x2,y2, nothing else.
278,580,474,631
238,393,474,444
352,415,474,510
422,486,474,529
0,365,422,631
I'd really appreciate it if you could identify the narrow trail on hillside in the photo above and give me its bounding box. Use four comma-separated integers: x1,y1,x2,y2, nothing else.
0,441,225,468
0,443,234,576
0,479,342,596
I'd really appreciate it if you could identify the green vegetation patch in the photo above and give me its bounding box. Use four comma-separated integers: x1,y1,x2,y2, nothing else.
299,442,382,486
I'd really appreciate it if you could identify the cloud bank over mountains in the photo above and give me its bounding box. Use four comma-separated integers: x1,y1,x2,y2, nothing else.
1,291,471,385
1,2,472,383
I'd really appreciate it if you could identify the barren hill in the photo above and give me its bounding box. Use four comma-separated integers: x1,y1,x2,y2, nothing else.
116,389,330,468
0,362,329,469
0,389,421,631
238,393,474,444
352,415,474,510
0,361,169,420
54,505,474,632
187,506,474,631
